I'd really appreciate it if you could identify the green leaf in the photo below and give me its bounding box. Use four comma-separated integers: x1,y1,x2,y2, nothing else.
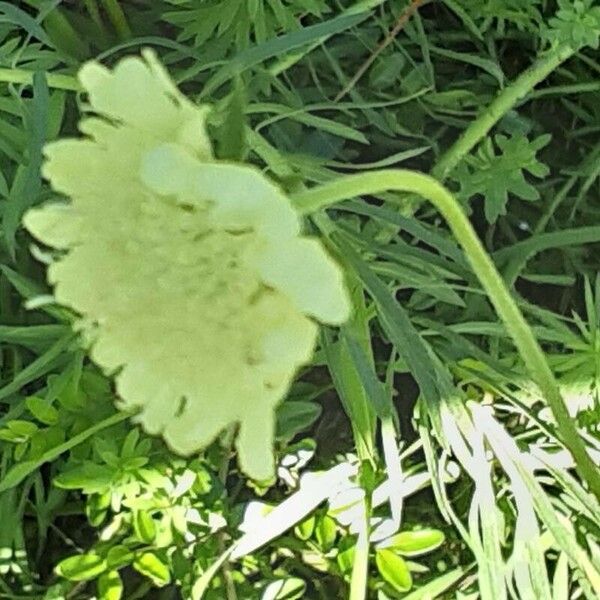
294,515,315,541
452,0,542,30
200,10,372,97
315,514,337,552
0,2,53,46
98,570,123,600
322,329,377,461
164,0,326,50
133,511,157,544
381,529,445,556
545,0,600,50
54,463,115,493
40,6,90,59
214,77,248,161
0,325,68,348
26,396,59,425
0,333,74,402
375,549,413,593
0,429,25,443
453,133,551,223
276,400,322,440
6,419,38,438
430,45,504,85
4,71,49,257
0,412,129,494
341,328,392,418
369,53,406,90
120,428,139,459
133,552,171,587
400,568,465,600
335,235,448,420
262,578,307,600
106,546,134,570
336,537,356,575
55,553,107,582
0,265,70,321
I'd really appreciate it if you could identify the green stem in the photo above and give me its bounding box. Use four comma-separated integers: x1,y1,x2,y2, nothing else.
292,170,600,501
0,67,81,92
349,496,370,600
432,43,575,181
101,0,132,41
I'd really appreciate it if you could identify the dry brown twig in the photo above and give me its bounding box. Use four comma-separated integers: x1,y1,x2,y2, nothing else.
334,0,430,102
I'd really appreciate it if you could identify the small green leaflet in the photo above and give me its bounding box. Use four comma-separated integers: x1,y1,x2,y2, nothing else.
453,133,551,223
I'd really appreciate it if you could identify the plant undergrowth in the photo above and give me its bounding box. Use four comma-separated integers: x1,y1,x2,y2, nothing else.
0,1,600,599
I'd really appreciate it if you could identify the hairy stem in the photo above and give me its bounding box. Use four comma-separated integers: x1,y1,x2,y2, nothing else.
292,170,600,501
432,43,575,181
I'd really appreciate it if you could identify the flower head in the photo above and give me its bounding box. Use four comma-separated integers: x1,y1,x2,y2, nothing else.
24,50,350,480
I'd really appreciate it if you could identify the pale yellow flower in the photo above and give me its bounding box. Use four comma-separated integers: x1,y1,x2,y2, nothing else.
24,51,350,480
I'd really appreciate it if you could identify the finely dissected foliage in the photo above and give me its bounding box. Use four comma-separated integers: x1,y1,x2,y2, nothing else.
163,0,330,48
545,0,600,49
454,0,543,30
1,1,600,599
24,51,349,481
453,134,551,223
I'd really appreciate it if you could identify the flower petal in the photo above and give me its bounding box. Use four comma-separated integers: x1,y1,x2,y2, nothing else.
79,50,211,159
253,237,351,325
140,144,300,239
24,204,84,249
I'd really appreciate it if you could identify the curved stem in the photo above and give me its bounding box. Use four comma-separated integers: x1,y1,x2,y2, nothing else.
292,170,600,501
